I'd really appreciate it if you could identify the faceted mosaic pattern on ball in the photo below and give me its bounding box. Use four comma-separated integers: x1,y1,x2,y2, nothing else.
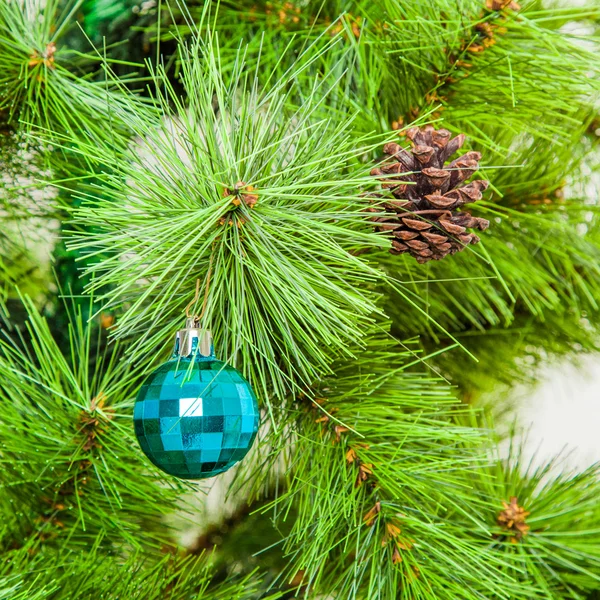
134,358,259,479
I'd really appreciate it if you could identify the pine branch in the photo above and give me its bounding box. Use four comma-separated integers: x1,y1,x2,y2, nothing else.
255,339,520,599
3,2,600,598
0,0,149,147
56,27,388,403
250,339,600,598
461,438,600,598
417,5,600,156
0,295,185,552
0,539,283,599
165,0,487,132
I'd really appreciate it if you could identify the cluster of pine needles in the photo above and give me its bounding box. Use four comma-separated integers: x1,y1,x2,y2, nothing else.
1,0,600,598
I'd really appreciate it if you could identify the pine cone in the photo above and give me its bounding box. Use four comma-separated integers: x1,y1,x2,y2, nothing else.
369,126,490,263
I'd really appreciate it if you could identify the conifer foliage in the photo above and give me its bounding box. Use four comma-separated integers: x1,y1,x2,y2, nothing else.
2,0,600,598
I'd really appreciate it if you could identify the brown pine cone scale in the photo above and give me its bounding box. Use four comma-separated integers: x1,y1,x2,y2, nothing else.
370,126,490,263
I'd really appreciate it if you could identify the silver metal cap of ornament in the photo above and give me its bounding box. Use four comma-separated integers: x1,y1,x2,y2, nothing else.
175,318,213,358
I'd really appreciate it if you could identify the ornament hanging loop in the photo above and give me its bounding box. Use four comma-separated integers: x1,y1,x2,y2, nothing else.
185,278,202,326
185,252,215,326
178,256,215,358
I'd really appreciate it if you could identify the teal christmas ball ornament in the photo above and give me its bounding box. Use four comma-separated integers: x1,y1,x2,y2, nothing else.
134,319,259,479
